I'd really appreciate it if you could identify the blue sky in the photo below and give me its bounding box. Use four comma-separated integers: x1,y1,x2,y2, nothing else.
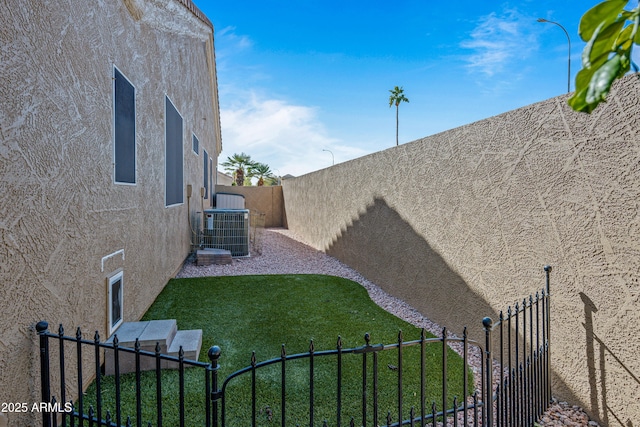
195,1,624,178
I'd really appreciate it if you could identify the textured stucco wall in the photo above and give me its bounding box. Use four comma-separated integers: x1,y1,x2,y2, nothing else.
282,75,640,425
215,185,285,227
0,0,219,425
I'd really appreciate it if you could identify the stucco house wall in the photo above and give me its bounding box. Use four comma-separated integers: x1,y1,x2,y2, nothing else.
282,75,640,425
0,0,220,425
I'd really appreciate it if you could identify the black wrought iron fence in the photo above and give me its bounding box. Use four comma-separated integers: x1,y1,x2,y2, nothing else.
35,326,215,427
36,267,552,427
483,265,552,427
216,329,486,427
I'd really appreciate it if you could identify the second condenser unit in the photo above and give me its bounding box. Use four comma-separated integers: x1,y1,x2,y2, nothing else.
202,209,250,257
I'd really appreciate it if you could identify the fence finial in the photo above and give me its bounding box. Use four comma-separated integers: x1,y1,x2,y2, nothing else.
544,265,552,295
208,345,221,364
36,321,48,333
482,317,493,329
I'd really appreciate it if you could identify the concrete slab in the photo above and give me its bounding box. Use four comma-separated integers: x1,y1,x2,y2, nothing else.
196,248,232,265
104,319,179,375
168,329,202,358
164,329,203,369
200,248,231,255
105,321,149,345
138,319,177,349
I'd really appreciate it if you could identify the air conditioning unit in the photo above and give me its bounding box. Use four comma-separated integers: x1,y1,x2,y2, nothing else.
215,192,245,210
202,209,250,257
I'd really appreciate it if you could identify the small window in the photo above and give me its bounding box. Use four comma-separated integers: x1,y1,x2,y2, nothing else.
107,270,124,335
203,149,209,199
165,96,184,206
192,134,199,155
113,67,136,184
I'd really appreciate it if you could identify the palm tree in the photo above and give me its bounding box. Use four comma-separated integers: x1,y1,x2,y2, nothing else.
263,176,280,186
389,86,409,146
221,152,255,186
248,162,276,186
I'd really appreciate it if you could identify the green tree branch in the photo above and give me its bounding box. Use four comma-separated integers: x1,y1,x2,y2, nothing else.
569,0,640,113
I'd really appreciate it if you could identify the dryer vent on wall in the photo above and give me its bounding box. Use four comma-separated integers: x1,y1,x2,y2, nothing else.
202,209,250,257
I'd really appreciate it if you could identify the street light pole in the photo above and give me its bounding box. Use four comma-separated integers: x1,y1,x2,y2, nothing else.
322,149,334,166
537,18,571,93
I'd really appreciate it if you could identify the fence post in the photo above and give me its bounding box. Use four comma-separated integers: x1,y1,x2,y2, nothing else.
36,321,51,427
544,265,551,331
208,346,222,427
483,317,493,427
544,265,552,405
544,265,551,345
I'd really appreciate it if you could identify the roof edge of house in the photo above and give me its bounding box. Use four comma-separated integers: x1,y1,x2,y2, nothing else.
176,0,213,29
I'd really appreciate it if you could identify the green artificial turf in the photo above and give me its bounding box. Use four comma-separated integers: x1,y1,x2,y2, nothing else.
81,274,472,426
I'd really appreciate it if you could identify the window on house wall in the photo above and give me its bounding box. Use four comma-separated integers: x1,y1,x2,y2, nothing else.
203,149,209,199
108,270,124,335
165,97,183,206
192,134,199,155
114,67,136,184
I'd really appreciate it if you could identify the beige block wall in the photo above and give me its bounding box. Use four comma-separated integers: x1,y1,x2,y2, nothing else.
215,185,285,227
282,75,640,425
0,1,219,425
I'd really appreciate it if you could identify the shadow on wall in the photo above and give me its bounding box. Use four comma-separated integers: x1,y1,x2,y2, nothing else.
326,196,498,340
324,196,588,418
580,293,638,427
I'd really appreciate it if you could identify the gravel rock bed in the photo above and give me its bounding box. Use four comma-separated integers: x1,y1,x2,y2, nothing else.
177,228,599,427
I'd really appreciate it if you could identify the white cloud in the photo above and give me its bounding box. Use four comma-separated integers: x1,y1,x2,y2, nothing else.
215,26,253,54
461,8,538,77
214,27,370,177
218,91,368,177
